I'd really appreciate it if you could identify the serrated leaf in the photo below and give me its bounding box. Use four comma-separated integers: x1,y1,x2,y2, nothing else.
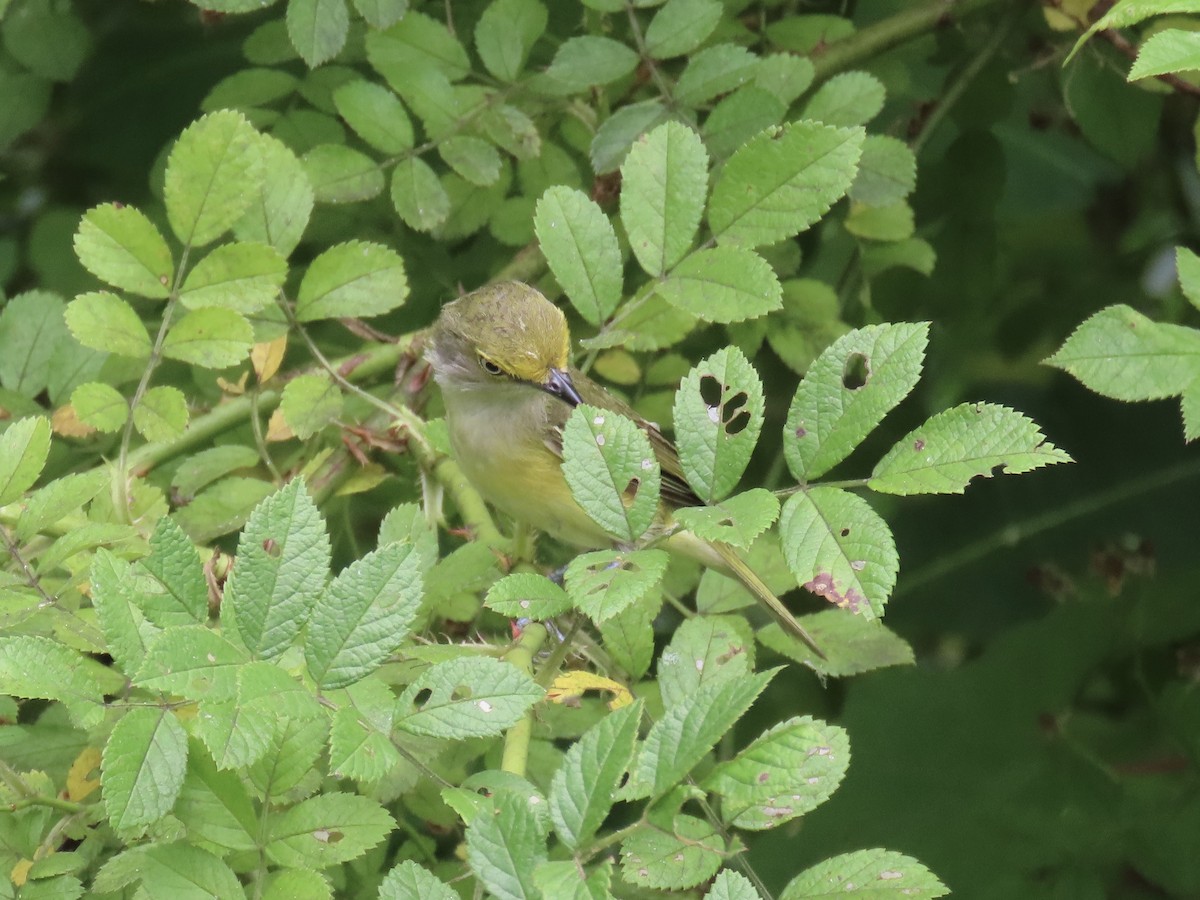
365,10,470,83
561,404,662,542
475,0,547,82
94,843,243,897
172,445,261,499
845,200,914,241
785,322,929,482
533,860,614,900
232,131,314,257
303,144,384,203
133,385,189,442
466,791,547,900
352,0,407,28
87,551,154,675
1130,27,1200,79
74,203,173,299
17,468,108,540
378,861,458,900
180,241,287,313
590,99,671,174
140,516,209,626
703,715,849,829
279,373,342,439
655,246,781,324
758,610,914,677
71,382,128,432
224,479,330,659
328,680,401,782
708,121,864,247
197,663,318,770
305,542,423,688
625,669,774,800
0,635,104,728
203,67,298,111
781,848,948,899
65,291,151,358
101,707,188,833
173,477,276,543
621,815,723,890
850,134,917,206
702,86,786,161
395,656,544,738
673,346,764,501
755,54,814,105
599,589,660,679
162,307,253,368
165,110,262,247
675,43,759,106
621,121,708,276
673,489,779,550
708,870,763,900
391,157,450,232
644,0,722,59
0,290,68,398
439,135,502,186
540,35,638,93
869,402,1072,495
485,572,573,619
295,239,408,321
779,487,897,619
332,80,413,153
802,71,886,126
175,744,258,852
266,793,393,868
287,0,349,67
134,626,247,699
657,615,755,709
534,186,622,325
564,548,669,624
1177,247,1200,311
247,715,328,799
0,415,51,506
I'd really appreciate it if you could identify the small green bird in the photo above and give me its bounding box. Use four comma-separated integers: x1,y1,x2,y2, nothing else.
428,281,823,657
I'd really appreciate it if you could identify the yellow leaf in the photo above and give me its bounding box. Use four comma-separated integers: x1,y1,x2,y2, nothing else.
266,407,293,441
52,404,96,438
11,859,33,887
547,671,634,710
66,746,102,801
216,371,249,395
252,335,288,382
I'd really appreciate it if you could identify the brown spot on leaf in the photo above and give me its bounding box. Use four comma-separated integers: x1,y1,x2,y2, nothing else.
795,426,807,438
913,438,925,451
262,538,280,558
804,572,867,612
622,477,640,507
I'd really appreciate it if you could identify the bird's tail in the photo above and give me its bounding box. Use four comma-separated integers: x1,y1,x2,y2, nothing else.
708,541,826,660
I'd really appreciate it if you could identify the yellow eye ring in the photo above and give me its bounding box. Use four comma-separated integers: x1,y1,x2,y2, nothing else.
479,357,503,376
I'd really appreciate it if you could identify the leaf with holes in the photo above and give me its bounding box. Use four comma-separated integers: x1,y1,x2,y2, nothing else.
869,402,1072,495
564,549,669,623
561,404,662,542
673,489,779,550
621,814,723,890
265,792,393,868
394,656,544,739
657,616,755,709
673,346,765,501
779,487,897,620
785,322,929,483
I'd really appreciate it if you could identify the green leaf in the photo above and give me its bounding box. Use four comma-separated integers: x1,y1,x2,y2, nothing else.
135,626,247,699
351,0,407,30
654,246,782,324
175,749,258,852
708,121,864,247
861,237,936,278
755,54,815,105
395,656,544,738
74,203,173,299
550,701,641,849
1178,247,1200,311
1130,28,1200,79
287,0,349,67
621,815,723,890
303,144,385,203
0,635,104,728
590,100,671,174
364,10,470,83
17,468,108,540
378,861,459,900
225,479,331,659
232,132,314,257
95,843,244,898
203,67,298,111
295,239,408,321
475,0,547,82
1070,0,1200,62
2,0,90,82
101,707,188,833
247,715,328,799
133,385,189,442
758,609,914,677
625,669,774,800
869,402,1072,495
644,0,722,59
0,290,67,397
621,121,708,276
1065,53,1162,167
658,616,755,708
779,487,897,619
391,157,450,232
65,291,152,358
196,663,318,770
165,110,262,247
280,373,342,439
328,680,401,782
485,572,573,619
161,307,254,368
673,346,764,501
561,404,662,542
140,516,209,626
71,382,128,432
266,793,394,868
785,322,929,482
673,489,779,550
305,542,423,689
703,715,849,829
845,200,915,241
533,860,614,900
439,135,502,186
179,241,287,313
332,80,413,153
172,445,261,499
564,548,670,623
0,415,50,506
599,590,659,679
465,790,548,899
802,71,886,126
781,849,948,899
173,477,277,543
708,870,763,900
540,35,638,93
850,135,917,206
702,86,787,161
1047,304,1200,405
675,44,759,106
533,186,622,325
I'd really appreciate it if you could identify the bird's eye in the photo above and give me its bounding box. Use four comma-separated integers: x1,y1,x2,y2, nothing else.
479,357,504,376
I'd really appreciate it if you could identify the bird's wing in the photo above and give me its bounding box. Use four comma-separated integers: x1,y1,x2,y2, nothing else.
542,368,705,509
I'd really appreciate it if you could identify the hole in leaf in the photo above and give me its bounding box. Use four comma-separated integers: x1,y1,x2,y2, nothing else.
724,391,750,434
840,527,850,537
622,477,641,507
413,688,432,706
718,518,734,527
842,352,870,390
699,374,722,408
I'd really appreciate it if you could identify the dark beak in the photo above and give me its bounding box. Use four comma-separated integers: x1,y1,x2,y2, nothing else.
543,367,582,406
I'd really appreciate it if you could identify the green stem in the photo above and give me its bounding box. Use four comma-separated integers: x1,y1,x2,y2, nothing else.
810,0,1012,83
501,623,549,777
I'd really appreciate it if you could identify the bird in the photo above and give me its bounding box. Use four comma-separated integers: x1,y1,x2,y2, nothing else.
426,281,823,658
